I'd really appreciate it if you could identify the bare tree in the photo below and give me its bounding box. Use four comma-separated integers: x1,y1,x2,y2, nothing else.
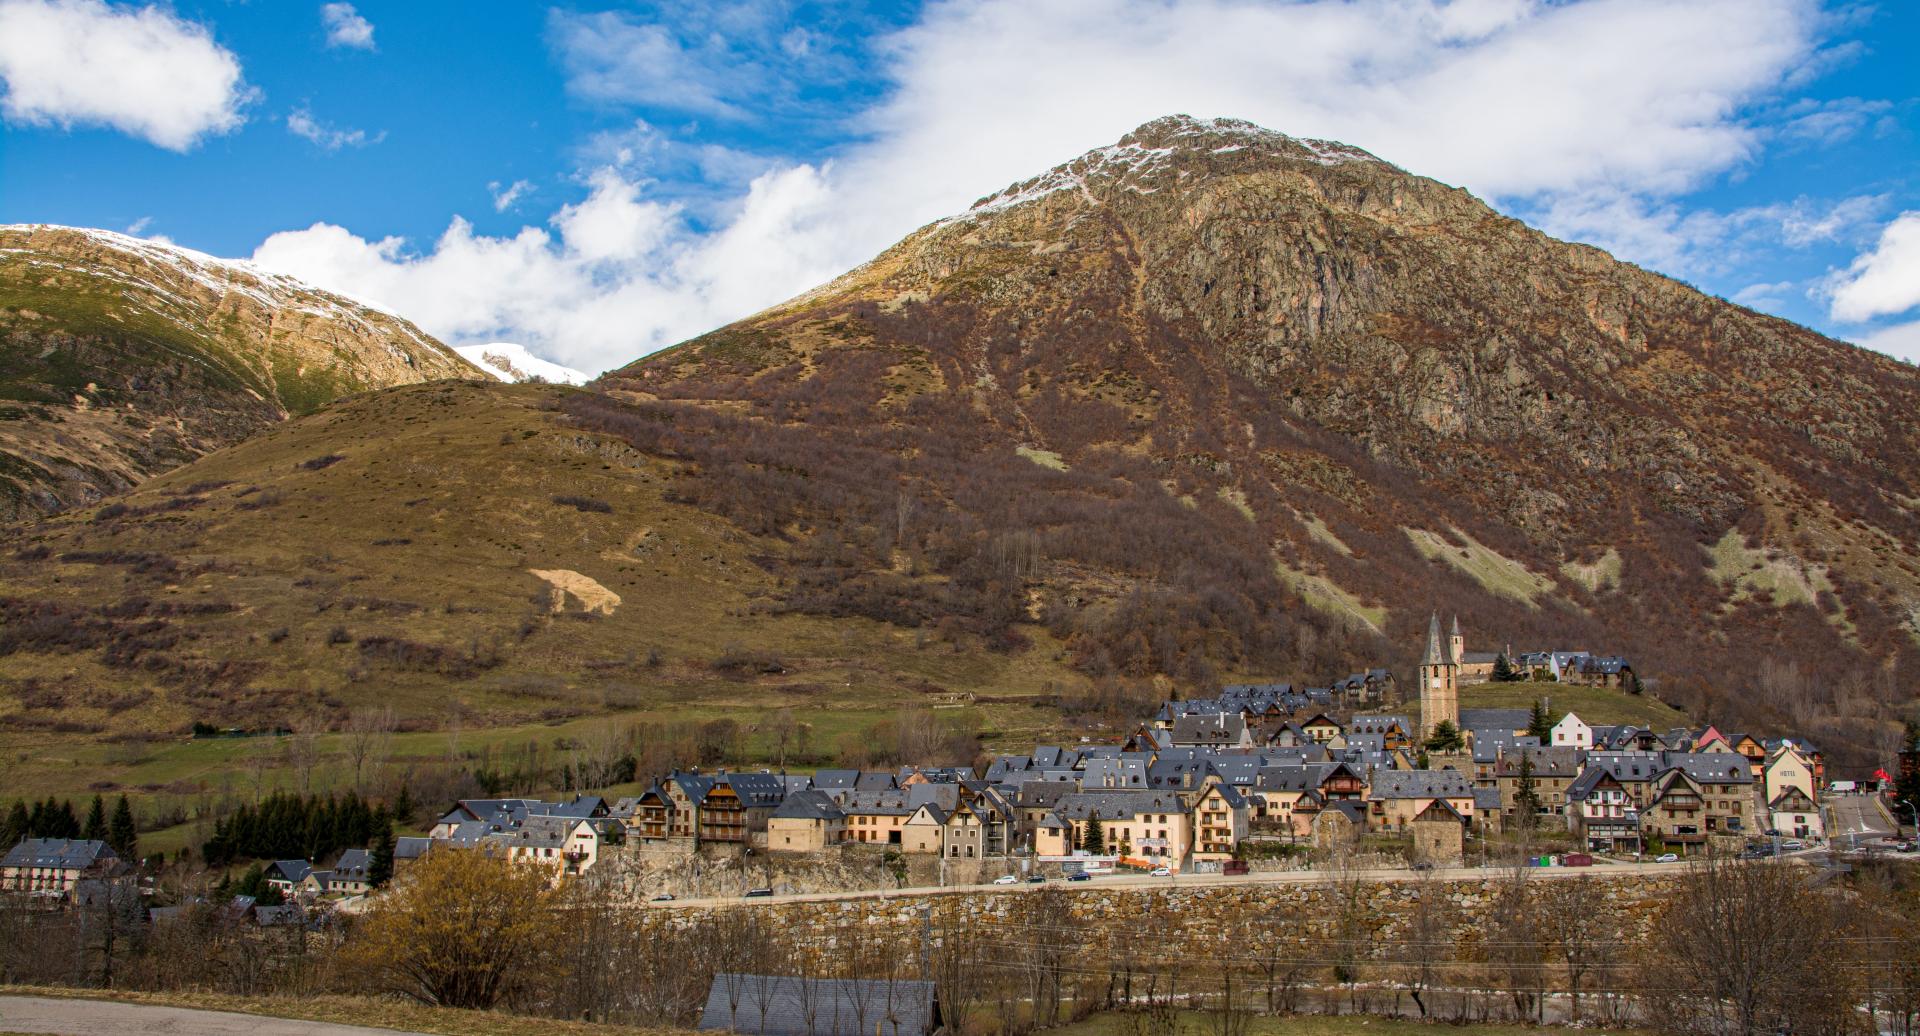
1537,874,1615,1023
344,705,396,793
285,714,325,795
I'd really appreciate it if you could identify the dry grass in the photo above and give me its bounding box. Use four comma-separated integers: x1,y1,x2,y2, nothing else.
0,985,687,1036
1050,1009,1648,1036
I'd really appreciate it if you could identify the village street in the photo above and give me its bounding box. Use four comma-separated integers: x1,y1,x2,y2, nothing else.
0,996,420,1036
1826,794,1899,846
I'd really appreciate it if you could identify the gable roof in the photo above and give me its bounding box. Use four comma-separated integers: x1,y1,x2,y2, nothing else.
1,838,115,870
1369,770,1474,800
699,974,938,1036
772,788,844,821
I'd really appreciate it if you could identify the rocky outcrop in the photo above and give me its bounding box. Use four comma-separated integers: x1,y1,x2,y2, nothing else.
0,225,479,521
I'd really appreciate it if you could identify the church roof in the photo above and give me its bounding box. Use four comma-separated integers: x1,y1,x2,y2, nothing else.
1421,613,1448,667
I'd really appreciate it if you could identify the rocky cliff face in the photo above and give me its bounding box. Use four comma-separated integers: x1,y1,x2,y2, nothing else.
0,225,478,520
606,116,1920,761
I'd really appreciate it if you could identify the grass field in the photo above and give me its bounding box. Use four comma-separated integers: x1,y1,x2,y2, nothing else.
1457,681,1686,730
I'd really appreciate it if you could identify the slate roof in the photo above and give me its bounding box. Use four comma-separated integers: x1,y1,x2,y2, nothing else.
1495,747,1583,779
1664,752,1753,785
812,769,862,789
394,837,433,861
333,848,372,880
700,974,939,1036
772,789,844,821
727,773,792,808
1055,791,1189,821
1459,708,1532,733
1369,770,1474,800
266,859,313,883
1583,751,1666,782
1,838,115,870
1169,713,1249,746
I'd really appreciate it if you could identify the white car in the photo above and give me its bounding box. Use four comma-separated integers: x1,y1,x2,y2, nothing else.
992,874,1019,885
1150,866,1172,877
1656,853,1679,863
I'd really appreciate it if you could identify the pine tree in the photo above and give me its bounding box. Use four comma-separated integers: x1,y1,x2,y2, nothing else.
368,823,395,889
56,799,79,839
1896,722,1920,817
1493,653,1517,682
1423,720,1464,754
392,784,415,828
1526,700,1553,740
109,796,138,860
1515,752,1541,830
83,795,107,842
2,800,27,848
1081,816,1105,854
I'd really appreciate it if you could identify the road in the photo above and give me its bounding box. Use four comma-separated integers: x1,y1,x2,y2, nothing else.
648,855,1736,910
1826,794,1899,847
0,996,418,1036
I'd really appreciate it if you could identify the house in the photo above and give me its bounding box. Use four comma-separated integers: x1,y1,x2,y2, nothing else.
0,838,118,896
1033,813,1073,856
1169,713,1253,749
1549,712,1593,750
1410,800,1467,865
1570,656,1635,689
394,836,434,870
1768,787,1823,841
264,859,313,893
835,790,919,846
902,804,947,854
1642,768,1711,853
1763,745,1817,808
491,816,604,877
1053,791,1191,870
699,974,940,1036
329,848,373,894
1495,747,1583,821
1459,709,1532,739
767,790,847,853
1367,770,1475,833
1349,714,1414,752
1566,767,1640,853
1301,714,1343,745
1191,783,1249,861
1312,801,1366,852
1664,752,1755,846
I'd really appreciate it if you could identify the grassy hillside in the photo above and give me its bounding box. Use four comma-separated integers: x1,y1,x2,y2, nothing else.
0,381,1085,801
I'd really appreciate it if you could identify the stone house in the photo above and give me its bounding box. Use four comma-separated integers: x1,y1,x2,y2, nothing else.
1768,787,1823,841
1566,767,1640,853
1367,769,1475,833
1495,747,1583,822
1054,791,1191,870
1411,800,1467,865
767,789,846,852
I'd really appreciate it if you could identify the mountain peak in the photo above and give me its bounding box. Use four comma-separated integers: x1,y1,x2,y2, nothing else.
956,114,1392,221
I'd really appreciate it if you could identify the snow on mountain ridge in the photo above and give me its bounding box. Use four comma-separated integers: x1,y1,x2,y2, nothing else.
453,343,591,385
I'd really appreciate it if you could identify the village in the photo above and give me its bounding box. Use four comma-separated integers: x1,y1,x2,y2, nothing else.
5,616,1902,914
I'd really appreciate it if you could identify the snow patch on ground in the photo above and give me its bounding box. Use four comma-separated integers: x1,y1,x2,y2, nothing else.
453,342,591,385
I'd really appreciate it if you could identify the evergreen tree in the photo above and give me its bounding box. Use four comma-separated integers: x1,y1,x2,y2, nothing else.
1081,816,1105,854
1526,700,1553,740
56,799,79,839
83,795,107,842
1896,722,1920,818
1423,720,1464,754
109,796,138,859
392,784,415,828
2,800,27,848
1493,653,1517,682
368,823,395,889
1515,752,1541,830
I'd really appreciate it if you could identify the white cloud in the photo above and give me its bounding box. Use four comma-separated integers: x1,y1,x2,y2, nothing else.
0,0,249,151
489,179,534,212
252,164,841,372
321,3,374,51
1853,321,1920,365
254,0,1842,373
287,107,380,150
1828,213,1920,323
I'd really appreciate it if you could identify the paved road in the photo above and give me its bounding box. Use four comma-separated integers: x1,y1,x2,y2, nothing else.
648,855,1735,909
0,996,417,1036
1826,794,1899,846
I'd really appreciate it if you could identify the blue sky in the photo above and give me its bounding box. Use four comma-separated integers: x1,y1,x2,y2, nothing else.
2,0,1918,375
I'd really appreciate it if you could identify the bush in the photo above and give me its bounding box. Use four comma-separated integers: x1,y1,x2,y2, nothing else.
551,494,613,513
299,454,346,470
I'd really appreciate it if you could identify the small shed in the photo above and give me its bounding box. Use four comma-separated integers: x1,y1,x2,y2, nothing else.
699,973,940,1036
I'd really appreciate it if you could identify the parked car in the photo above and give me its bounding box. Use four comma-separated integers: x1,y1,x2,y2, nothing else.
744,888,774,898
650,893,675,902
1067,871,1092,881
1150,866,1172,877
992,874,1019,885
1026,875,1046,883
1782,839,1806,851
1656,853,1679,863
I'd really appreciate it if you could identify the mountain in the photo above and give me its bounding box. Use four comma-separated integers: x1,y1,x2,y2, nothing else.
600,115,1920,764
0,225,480,521
454,342,592,385
3,117,1915,775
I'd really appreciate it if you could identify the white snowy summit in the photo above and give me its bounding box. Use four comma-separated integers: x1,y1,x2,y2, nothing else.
454,343,591,385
